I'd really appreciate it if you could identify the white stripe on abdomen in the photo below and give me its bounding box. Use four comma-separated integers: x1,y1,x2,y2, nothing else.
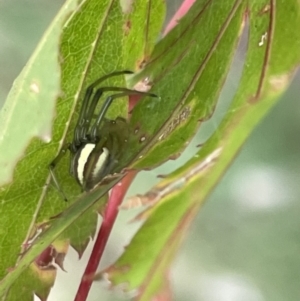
77,143,95,184
92,147,109,178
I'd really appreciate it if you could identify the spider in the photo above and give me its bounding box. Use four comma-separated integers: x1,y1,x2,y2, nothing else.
49,70,156,200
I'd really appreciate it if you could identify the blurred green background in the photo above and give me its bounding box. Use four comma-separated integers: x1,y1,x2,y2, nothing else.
0,1,299,301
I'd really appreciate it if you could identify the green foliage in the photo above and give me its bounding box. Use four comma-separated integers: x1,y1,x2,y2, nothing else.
104,0,300,298
0,0,299,300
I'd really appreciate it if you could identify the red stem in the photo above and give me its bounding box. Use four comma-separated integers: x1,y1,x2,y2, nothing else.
163,0,196,36
74,170,137,301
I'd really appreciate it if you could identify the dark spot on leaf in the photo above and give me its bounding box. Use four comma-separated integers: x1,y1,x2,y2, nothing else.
34,245,57,270
137,57,149,70
123,20,131,35
169,153,181,160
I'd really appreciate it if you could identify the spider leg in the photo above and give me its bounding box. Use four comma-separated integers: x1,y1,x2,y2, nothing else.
80,88,137,139
73,71,134,147
90,90,157,141
49,143,71,201
73,87,146,148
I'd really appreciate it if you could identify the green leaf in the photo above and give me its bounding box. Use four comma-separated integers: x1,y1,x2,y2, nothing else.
122,0,166,69
2,0,299,299
0,0,77,299
35,0,126,250
0,181,119,300
0,0,165,299
121,0,245,170
104,0,300,299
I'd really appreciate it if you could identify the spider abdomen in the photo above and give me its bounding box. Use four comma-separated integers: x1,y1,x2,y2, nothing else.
73,143,110,191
